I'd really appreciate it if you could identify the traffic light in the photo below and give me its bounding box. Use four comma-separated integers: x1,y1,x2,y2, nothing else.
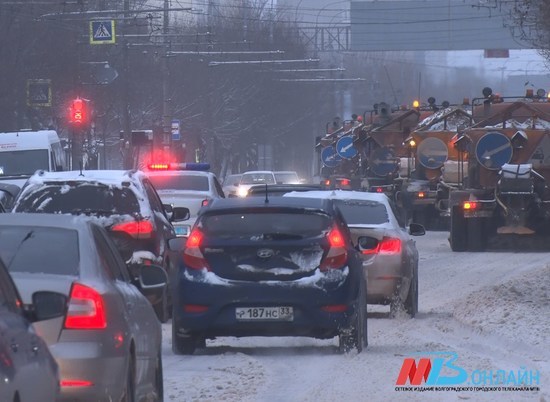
69,98,86,125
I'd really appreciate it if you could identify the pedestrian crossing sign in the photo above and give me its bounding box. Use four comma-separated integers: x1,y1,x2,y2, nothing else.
90,20,116,45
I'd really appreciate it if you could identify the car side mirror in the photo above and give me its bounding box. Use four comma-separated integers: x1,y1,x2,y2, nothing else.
409,223,426,236
356,236,379,253
138,264,168,290
171,206,190,222
168,236,187,251
30,291,67,322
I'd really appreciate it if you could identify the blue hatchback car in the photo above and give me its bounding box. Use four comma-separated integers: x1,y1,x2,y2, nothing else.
171,196,367,354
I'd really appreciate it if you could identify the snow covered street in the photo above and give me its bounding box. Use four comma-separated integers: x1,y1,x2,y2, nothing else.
162,231,549,402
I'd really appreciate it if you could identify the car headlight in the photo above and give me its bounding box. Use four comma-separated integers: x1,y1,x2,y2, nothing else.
237,187,249,197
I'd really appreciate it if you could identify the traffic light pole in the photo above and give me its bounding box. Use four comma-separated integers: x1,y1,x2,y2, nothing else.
162,0,172,154
122,0,133,169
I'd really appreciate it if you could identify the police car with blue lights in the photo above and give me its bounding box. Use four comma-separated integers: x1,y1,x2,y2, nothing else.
144,162,226,237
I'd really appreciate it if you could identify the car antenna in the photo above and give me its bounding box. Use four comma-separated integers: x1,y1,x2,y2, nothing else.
264,183,269,204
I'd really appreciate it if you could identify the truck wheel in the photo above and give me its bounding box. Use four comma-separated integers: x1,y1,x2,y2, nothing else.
450,206,467,251
467,218,486,251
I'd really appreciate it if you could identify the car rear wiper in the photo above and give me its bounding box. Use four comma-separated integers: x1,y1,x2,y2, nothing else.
261,232,303,240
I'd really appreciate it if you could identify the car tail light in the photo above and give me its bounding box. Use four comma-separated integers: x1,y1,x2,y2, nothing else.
111,220,153,239
463,201,478,210
340,179,350,186
375,187,384,193
320,227,348,271
183,304,209,313
378,237,402,254
321,304,348,313
183,228,210,270
417,191,425,198
64,283,107,330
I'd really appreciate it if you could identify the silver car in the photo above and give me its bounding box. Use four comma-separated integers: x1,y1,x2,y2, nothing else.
0,214,167,401
0,257,62,402
285,190,425,317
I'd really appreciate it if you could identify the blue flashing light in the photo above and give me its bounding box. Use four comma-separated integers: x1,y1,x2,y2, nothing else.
170,162,210,171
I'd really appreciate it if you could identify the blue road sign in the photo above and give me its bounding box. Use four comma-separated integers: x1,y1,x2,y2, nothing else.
90,20,116,45
321,146,342,168
336,135,358,159
418,137,448,169
475,131,512,170
370,147,397,176
172,119,181,141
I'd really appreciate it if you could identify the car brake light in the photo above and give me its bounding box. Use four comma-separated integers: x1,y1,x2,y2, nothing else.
64,283,107,330
463,201,478,210
60,380,94,387
111,220,153,239
183,228,210,270
378,237,401,254
417,191,425,198
320,227,348,271
340,179,350,186
376,187,383,193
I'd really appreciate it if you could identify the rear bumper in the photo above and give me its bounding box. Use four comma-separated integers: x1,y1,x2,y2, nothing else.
51,341,127,402
173,268,359,339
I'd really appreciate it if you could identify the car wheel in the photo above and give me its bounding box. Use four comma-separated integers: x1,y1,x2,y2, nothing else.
172,319,201,355
153,351,163,401
450,206,467,251
122,354,136,402
154,289,170,323
339,278,368,353
404,266,418,318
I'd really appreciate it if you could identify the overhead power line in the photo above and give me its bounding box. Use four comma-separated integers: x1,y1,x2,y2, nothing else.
209,59,320,67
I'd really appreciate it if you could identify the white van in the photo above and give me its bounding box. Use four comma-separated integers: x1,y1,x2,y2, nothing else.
0,130,67,187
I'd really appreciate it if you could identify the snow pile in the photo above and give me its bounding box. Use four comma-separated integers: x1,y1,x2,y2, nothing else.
484,118,550,129
452,264,550,348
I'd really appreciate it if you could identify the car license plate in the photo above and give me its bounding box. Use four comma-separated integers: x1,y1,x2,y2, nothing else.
174,226,189,237
235,306,293,321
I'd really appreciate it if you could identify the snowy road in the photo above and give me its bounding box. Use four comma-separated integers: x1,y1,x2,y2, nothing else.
162,232,549,402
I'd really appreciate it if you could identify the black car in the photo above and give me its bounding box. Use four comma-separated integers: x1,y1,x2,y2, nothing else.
11,169,190,322
0,257,64,402
172,196,368,355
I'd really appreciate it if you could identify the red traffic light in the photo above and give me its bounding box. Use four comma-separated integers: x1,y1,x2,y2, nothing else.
70,98,86,124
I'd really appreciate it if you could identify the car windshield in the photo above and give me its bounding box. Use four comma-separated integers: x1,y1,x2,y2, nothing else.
201,212,331,239
15,183,140,215
240,173,276,185
223,174,241,185
275,172,299,184
0,226,79,275
334,199,389,225
148,174,209,191
0,149,49,176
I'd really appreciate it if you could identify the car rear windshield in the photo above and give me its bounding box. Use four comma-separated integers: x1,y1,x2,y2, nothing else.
148,174,209,191
240,173,276,185
15,183,140,215
200,211,331,239
274,172,299,184
0,226,79,275
334,199,389,225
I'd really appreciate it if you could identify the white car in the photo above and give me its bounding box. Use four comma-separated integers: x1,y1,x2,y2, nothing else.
274,171,301,184
145,163,225,237
222,173,242,197
236,170,277,197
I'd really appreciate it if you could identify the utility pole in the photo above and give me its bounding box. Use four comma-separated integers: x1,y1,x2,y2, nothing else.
122,0,133,169
162,0,172,155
